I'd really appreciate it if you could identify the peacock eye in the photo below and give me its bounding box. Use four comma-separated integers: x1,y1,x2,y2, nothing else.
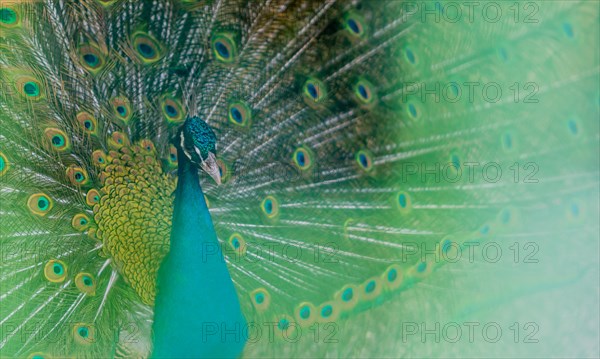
44,128,70,152
353,79,376,106
139,139,155,153
361,277,382,300
83,54,98,66
138,43,154,58
77,111,99,135
404,46,417,65
343,13,366,37
160,96,185,123
228,101,251,127
365,280,376,293
407,102,418,119
385,265,404,290
23,82,39,96
92,150,108,168
44,259,67,282
73,323,95,344
387,268,397,281
355,150,373,172
215,42,229,58
165,105,177,117
14,75,44,100
78,44,105,73
108,131,130,150
28,193,53,216
300,306,310,318
302,78,326,104
38,198,48,210
342,287,353,301
397,192,409,209
75,273,96,295
292,147,313,171
277,318,290,331
320,305,333,318
250,288,271,311
86,189,101,206
131,31,164,64
111,97,133,123
295,302,316,325
72,213,91,231
66,166,89,185
0,7,18,26
261,195,279,219
211,33,237,63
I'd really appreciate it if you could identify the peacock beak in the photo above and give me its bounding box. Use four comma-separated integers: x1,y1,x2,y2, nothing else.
200,152,221,185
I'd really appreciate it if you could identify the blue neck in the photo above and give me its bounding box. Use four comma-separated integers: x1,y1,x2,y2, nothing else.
151,147,247,358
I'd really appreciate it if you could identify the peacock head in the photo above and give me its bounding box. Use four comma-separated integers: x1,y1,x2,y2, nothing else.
178,116,221,185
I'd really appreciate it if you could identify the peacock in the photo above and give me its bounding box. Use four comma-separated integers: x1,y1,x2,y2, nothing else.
1,0,598,358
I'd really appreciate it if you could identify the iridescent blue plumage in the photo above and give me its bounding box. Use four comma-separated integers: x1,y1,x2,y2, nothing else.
152,120,245,357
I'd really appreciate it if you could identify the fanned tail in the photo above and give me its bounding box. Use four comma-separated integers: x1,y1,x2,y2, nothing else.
0,1,598,358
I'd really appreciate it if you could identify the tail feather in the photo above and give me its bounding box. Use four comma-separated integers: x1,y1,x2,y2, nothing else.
0,0,598,358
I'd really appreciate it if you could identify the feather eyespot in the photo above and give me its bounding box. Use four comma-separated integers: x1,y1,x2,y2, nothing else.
111,97,133,123
355,150,373,172
76,112,98,135
404,46,417,65
276,316,296,334
343,13,366,38
336,284,359,311
228,233,246,256
44,128,70,152
139,139,155,153
28,193,53,216
318,302,339,322
92,150,108,168
0,152,9,176
166,145,178,168
75,273,96,295
72,214,91,231
383,265,403,290
360,277,382,301
66,166,90,186
73,324,95,345
228,101,251,127
78,44,105,73
250,288,270,310
396,191,412,212
303,78,327,105
261,196,279,219
211,33,237,63
86,189,101,206
0,7,20,28
132,31,164,64
44,260,67,283
160,96,185,123
15,75,44,100
353,79,376,107
292,147,313,171
108,132,130,149
295,302,317,326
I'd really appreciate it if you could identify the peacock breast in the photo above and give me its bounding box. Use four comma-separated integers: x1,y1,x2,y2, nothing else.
92,142,176,305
